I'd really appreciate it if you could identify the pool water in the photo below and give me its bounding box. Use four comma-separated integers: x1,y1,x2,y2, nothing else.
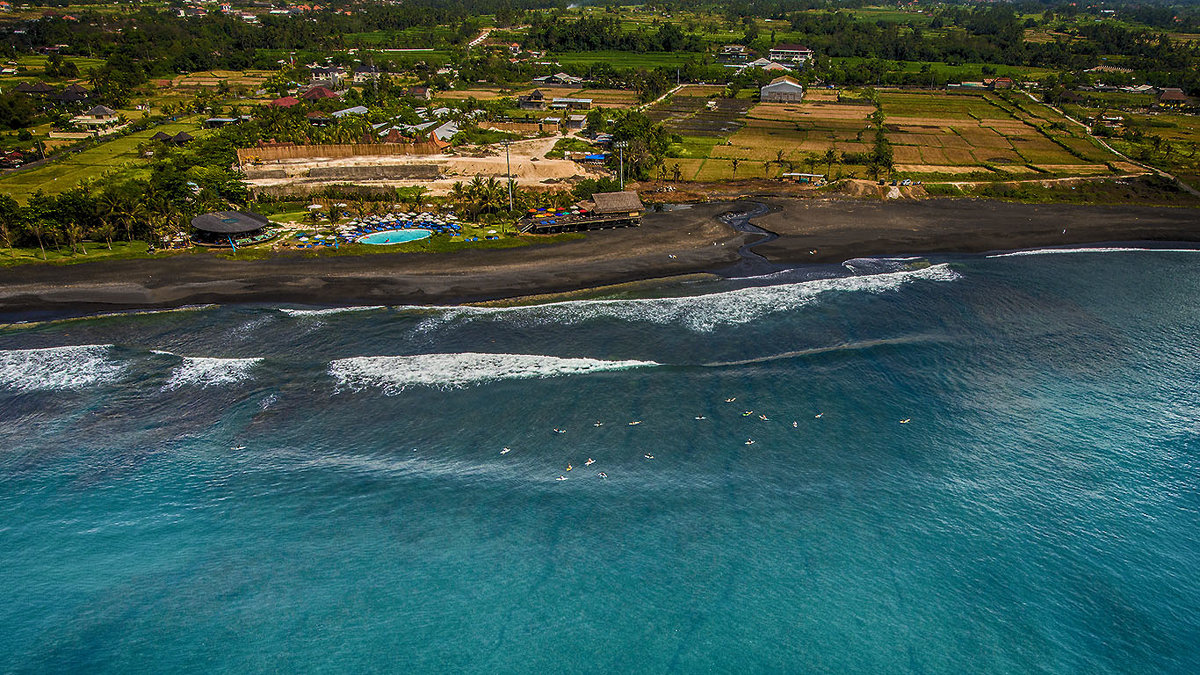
357,229,432,245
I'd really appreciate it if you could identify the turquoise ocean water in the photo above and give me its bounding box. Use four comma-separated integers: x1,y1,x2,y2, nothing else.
1,248,1199,672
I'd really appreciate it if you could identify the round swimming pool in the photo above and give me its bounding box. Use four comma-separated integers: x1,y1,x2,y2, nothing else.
357,229,433,245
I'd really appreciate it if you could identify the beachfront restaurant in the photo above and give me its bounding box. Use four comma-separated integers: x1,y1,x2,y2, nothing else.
520,191,645,234
190,211,274,249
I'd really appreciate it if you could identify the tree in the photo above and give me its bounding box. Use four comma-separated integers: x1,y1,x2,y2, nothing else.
731,158,740,176
0,194,20,258
23,219,47,260
823,147,839,177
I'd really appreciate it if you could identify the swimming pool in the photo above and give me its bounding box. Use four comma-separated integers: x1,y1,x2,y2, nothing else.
357,229,432,245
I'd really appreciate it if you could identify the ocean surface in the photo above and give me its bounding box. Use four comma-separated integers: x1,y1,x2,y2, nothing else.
2,248,1199,673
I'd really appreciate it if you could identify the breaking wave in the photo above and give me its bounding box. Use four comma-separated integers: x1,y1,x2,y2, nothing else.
329,352,659,393
411,264,960,333
279,306,387,317
989,247,1200,258
0,344,124,391
165,356,263,389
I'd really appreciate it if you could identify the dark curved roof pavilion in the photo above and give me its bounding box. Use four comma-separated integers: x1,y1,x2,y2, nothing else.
190,211,270,234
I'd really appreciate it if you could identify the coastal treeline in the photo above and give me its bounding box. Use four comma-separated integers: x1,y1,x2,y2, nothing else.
5,0,1198,97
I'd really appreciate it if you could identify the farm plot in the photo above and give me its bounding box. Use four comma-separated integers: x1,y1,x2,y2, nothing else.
645,96,707,125
566,89,641,107
439,88,511,101
879,92,1013,120
668,99,753,137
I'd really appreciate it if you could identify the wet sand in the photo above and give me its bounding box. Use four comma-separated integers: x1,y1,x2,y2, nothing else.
0,198,1196,314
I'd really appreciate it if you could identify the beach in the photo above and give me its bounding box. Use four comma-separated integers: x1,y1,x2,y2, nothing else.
0,198,1196,314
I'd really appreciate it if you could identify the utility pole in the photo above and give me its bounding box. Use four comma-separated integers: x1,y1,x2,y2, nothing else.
614,140,628,190
502,139,514,211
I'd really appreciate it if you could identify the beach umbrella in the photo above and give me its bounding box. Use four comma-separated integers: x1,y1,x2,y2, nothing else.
487,230,497,234
299,237,310,242
307,204,323,210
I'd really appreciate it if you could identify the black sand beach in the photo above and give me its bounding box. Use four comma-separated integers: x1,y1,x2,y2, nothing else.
0,198,1196,314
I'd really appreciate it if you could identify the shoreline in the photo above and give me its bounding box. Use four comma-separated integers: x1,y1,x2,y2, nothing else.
0,198,1197,317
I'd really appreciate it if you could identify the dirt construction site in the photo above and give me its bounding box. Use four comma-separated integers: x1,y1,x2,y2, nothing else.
241,135,608,196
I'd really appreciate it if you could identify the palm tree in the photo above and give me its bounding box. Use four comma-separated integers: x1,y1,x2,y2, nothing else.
23,220,47,260
822,148,839,178
64,221,86,255
408,186,428,212
0,194,20,258
449,181,468,214
94,221,115,250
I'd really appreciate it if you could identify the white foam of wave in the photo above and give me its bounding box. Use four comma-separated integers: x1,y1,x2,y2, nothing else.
330,352,658,393
410,264,960,333
165,356,263,389
989,247,1200,258
279,306,387,317
0,344,123,391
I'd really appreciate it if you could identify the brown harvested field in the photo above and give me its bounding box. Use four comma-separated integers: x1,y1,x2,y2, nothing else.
918,147,951,164
565,89,640,106
438,88,511,100
802,89,840,103
170,70,272,88
676,85,726,97
942,148,979,164
895,164,985,174
750,102,872,123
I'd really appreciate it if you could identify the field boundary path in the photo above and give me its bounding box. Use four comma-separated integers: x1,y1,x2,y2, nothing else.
635,84,685,112
1022,90,1200,197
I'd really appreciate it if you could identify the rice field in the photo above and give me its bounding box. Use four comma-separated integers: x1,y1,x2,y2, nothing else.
658,89,1127,182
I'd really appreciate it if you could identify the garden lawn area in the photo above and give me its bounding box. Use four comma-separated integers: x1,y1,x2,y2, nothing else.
0,117,207,203
0,240,156,267
667,135,722,160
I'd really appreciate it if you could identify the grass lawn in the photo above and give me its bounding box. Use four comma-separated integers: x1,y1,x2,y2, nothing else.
667,135,723,160
0,117,207,203
0,240,158,267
